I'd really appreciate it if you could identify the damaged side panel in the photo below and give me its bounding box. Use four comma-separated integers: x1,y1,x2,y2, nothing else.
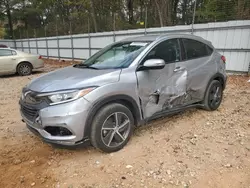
136,64,188,119
162,70,187,110
184,55,217,104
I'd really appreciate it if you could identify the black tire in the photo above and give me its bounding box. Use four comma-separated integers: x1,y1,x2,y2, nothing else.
17,62,32,76
90,103,134,153
202,80,223,111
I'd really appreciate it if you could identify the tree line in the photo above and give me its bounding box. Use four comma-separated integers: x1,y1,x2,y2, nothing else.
0,0,249,39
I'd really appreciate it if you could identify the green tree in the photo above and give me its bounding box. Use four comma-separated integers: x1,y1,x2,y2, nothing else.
1,0,14,39
196,0,237,23
1,0,250,39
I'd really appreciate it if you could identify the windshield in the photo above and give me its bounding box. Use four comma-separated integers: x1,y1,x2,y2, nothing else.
81,41,150,69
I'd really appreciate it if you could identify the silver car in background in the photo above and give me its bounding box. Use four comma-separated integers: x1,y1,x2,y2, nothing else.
0,48,44,76
20,34,227,153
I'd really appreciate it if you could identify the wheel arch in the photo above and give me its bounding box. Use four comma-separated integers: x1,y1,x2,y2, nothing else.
84,94,142,138
210,73,226,90
203,72,226,100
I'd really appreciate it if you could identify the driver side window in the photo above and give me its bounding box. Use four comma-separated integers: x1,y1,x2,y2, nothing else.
144,39,181,64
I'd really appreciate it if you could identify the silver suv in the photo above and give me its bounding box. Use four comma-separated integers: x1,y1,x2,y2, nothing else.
20,34,227,152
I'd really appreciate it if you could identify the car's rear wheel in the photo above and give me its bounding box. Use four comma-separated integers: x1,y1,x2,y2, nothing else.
17,62,32,76
202,80,223,111
90,103,134,153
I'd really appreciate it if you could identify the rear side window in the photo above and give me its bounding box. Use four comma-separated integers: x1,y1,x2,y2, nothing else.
0,49,13,56
182,39,212,60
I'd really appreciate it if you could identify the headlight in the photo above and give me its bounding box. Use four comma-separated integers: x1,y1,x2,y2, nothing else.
38,87,96,105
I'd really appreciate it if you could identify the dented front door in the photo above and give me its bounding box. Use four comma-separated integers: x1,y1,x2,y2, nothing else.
136,38,188,119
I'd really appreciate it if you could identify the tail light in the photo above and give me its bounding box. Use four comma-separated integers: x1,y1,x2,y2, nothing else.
221,55,226,63
38,55,42,59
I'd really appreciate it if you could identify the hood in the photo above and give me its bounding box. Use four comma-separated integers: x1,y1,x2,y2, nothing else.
27,66,122,92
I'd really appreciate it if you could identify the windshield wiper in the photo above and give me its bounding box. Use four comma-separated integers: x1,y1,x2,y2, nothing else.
73,64,99,70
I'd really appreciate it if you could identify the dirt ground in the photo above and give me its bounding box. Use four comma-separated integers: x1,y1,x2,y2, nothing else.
0,60,249,188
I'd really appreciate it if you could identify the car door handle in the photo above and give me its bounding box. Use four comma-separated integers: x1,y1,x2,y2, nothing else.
174,66,185,72
12,58,16,60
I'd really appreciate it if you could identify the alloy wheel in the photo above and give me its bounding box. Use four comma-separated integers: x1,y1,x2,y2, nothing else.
19,64,31,75
208,84,222,109
101,112,131,147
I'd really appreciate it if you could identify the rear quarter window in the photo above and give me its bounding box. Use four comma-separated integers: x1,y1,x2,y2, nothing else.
206,45,214,55
182,38,212,60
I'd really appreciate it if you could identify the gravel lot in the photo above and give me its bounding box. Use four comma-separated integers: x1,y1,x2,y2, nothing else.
0,60,249,188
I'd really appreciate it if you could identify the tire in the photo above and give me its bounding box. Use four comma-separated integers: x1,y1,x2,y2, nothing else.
202,80,223,111
90,103,134,153
17,62,32,76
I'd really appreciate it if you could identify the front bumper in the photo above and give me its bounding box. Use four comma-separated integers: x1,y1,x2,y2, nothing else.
20,97,92,146
26,124,90,147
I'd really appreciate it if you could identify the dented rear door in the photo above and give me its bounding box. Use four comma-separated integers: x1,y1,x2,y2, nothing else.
181,38,216,104
136,38,188,119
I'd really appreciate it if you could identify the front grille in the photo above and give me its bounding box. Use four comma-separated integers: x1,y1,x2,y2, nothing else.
21,105,38,122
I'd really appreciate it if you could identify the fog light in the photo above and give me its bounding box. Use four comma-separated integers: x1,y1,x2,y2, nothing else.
44,126,72,136
35,116,42,124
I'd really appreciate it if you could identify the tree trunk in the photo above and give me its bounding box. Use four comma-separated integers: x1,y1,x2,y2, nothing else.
154,0,163,27
172,0,179,24
112,11,116,31
127,0,134,24
5,0,14,39
140,0,143,21
22,0,28,31
165,0,172,25
90,0,98,32
182,0,188,24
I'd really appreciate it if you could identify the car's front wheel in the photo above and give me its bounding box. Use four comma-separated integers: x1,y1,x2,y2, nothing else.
203,80,223,111
90,103,134,153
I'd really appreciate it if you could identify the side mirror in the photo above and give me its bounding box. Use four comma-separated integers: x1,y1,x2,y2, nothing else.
138,59,165,71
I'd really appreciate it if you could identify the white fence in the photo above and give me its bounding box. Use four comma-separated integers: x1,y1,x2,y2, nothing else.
1,20,250,72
